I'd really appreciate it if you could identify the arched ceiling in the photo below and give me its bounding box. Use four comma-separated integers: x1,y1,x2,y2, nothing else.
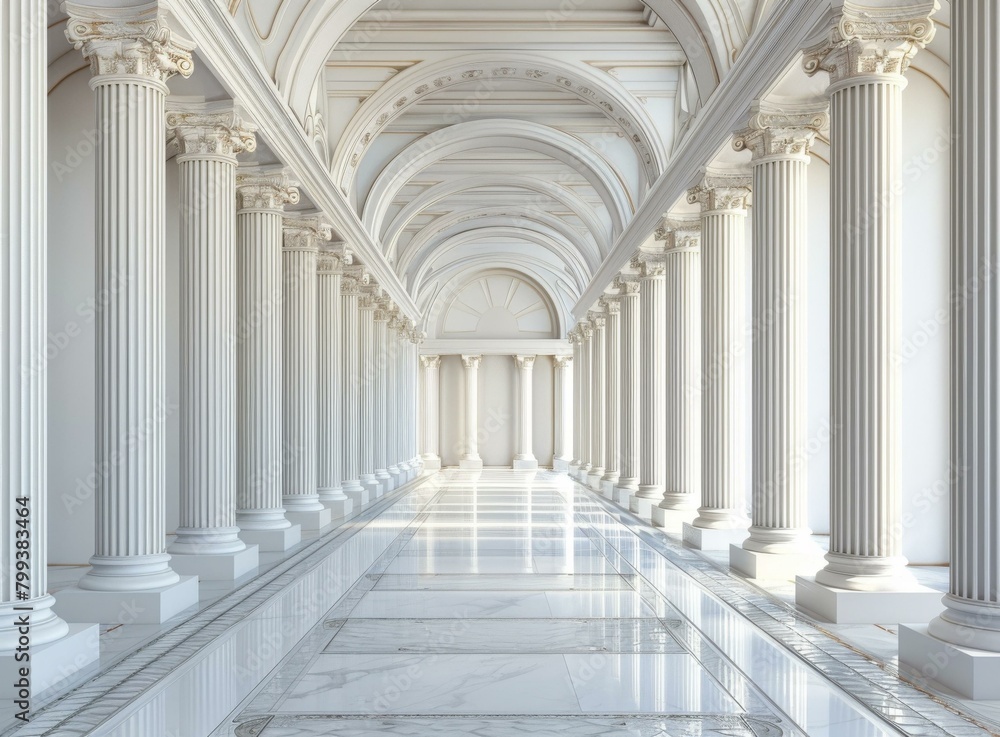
228,0,767,332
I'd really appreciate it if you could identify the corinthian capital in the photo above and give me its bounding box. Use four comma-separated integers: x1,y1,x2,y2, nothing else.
166,101,257,159
655,216,702,253
687,172,752,213
733,102,828,161
236,168,300,212
283,215,333,252
803,1,938,84
64,3,195,84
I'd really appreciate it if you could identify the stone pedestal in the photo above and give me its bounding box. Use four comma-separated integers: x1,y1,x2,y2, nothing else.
795,576,943,625
683,523,748,552
730,545,824,581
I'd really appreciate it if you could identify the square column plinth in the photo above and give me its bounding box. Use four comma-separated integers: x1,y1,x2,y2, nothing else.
651,508,697,533
54,576,199,625
629,496,659,520
239,525,301,552
0,624,100,698
729,545,824,581
513,458,538,470
612,486,634,506
323,498,354,520
459,458,484,470
682,524,749,551
795,576,944,624
168,545,260,581
285,508,332,532
899,625,1000,700
344,487,370,509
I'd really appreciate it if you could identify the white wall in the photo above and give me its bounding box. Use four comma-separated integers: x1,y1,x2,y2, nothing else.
532,355,555,466
47,68,183,564
478,356,516,466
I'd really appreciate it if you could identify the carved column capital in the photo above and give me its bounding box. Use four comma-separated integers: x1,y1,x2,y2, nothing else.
554,355,573,370
166,102,257,160
656,217,703,254
421,354,441,370
514,355,536,370
461,354,482,369
803,2,938,86
733,103,828,162
64,3,195,86
283,215,332,252
688,173,753,213
236,169,300,212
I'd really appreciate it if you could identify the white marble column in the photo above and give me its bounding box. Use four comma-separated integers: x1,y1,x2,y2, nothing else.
396,322,413,481
460,355,484,470
683,175,752,550
420,355,442,470
600,297,622,497
613,275,641,504
165,103,259,580
1,0,98,672
513,355,538,469
796,4,942,623
410,332,425,475
281,217,332,531
901,0,1000,696
384,312,402,488
730,107,826,578
233,170,301,552
372,301,393,492
340,270,368,506
568,329,582,475
553,356,573,472
586,311,607,490
632,255,667,517
358,294,382,497
653,220,703,531
317,248,353,520
58,4,199,622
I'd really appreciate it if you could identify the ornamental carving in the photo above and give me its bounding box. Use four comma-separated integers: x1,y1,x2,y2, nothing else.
656,218,702,253
733,105,828,161
283,216,333,251
235,171,300,211
687,175,752,212
600,296,621,315
461,354,482,369
514,355,536,369
64,4,195,83
341,275,362,295
316,251,344,276
614,274,641,295
421,355,442,370
166,106,257,158
554,355,573,369
802,3,938,84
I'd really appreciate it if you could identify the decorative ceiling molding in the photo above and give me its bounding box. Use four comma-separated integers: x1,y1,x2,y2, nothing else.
362,118,633,239
331,52,669,193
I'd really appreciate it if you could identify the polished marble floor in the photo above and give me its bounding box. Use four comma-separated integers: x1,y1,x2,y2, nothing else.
8,470,1000,736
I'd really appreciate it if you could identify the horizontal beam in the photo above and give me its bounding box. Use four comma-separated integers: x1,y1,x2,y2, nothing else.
166,0,420,321
571,0,830,319
420,339,572,357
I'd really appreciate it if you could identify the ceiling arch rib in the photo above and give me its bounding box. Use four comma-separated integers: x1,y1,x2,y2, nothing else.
362,118,634,240
434,270,561,340
381,175,613,262
400,215,595,290
332,52,670,195
270,0,740,123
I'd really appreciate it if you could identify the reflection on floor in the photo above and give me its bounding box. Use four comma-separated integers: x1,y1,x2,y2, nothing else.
9,470,1000,736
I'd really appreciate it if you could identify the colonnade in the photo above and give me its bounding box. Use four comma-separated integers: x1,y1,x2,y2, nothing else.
569,1,945,627
24,4,423,638
418,353,573,470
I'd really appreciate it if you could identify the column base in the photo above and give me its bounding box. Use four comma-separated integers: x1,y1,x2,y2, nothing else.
344,487,370,508
729,545,824,580
168,545,259,581
239,525,301,552
651,507,698,532
459,458,484,470
794,575,944,624
567,461,580,476
54,576,199,624
322,497,354,520
682,523,749,551
576,464,591,483
285,508,332,532
629,495,659,520
553,458,571,472
422,457,442,471
586,468,604,491
899,624,1000,700
599,480,616,499
361,474,382,498
388,466,403,488
513,458,538,470
376,470,394,494
0,624,99,697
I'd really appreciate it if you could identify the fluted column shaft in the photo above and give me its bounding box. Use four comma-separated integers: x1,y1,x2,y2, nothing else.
735,115,822,553
385,318,401,477
168,105,253,556
588,314,607,484
929,0,1000,648
410,337,422,468
318,252,349,503
603,300,621,484
234,172,298,531
662,225,702,510
553,356,573,467
462,355,483,463
636,261,666,499
578,324,593,475
358,298,378,486
421,356,441,463
514,355,537,465
282,222,324,514
67,8,195,591
616,279,641,491
804,18,931,590
690,179,751,529
370,306,392,488
0,0,70,646
341,277,364,493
